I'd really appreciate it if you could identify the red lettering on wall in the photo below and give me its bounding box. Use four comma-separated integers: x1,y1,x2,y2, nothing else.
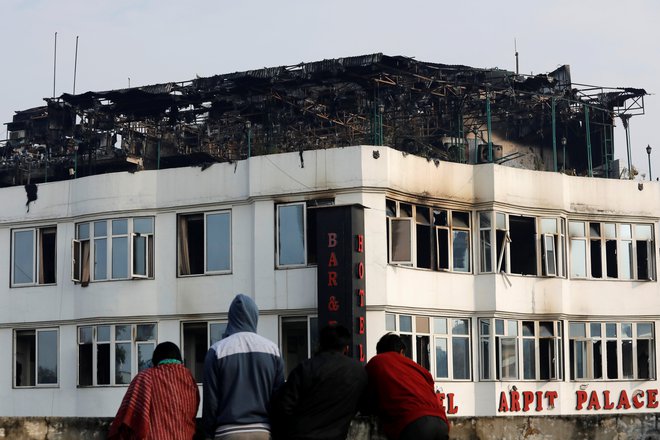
522,391,534,412
603,390,615,410
328,233,337,248
509,390,521,412
328,296,339,312
357,289,365,307
576,390,588,410
446,393,458,415
647,389,659,409
356,262,364,279
632,391,645,409
358,344,365,362
498,392,509,413
616,390,631,410
359,317,365,334
356,234,364,253
587,391,601,410
535,391,544,412
328,252,338,267
328,272,338,287
545,391,558,408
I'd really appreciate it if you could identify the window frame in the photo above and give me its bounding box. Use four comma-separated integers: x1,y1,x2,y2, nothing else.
568,220,655,281
182,320,228,383
13,328,59,388
386,313,472,381
479,318,563,382
77,323,157,387
72,217,154,283
276,202,308,268
11,226,57,287
177,210,232,277
569,321,655,381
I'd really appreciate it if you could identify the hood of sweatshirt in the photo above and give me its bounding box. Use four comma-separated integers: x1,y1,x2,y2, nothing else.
223,294,259,337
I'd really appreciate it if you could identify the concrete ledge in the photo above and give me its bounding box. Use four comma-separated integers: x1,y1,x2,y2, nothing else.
2,415,660,439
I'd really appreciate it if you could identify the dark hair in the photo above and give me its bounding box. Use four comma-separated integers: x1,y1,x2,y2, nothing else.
152,341,183,366
376,333,406,354
319,324,351,352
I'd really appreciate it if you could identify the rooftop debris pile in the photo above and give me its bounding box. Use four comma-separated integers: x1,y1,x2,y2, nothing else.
0,54,646,187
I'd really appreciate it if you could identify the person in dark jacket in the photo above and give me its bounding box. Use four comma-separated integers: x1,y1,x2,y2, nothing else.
365,333,449,440
203,294,285,439
270,324,368,440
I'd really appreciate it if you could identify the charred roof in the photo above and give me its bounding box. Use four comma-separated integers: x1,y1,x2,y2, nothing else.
0,53,647,187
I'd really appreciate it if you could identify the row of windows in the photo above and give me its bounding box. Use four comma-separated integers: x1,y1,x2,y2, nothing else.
386,314,655,382
387,199,656,280
10,201,326,287
13,316,656,388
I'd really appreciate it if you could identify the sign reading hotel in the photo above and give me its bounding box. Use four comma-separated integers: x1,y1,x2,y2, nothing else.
316,205,367,362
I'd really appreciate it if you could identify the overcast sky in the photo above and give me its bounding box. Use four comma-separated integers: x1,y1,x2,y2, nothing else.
1,0,658,177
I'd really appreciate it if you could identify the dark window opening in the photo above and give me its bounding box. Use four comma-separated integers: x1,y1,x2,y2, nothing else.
509,216,537,275
416,225,431,269
78,344,93,386
592,340,603,379
97,344,110,385
637,339,651,379
606,340,618,379
416,335,430,370
606,240,618,278
590,240,602,278
183,323,207,383
437,229,449,270
40,228,57,284
636,241,650,280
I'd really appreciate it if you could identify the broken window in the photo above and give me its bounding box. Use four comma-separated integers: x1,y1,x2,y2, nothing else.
479,212,493,272
569,220,654,280
11,226,57,286
182,321,227,382
386,199,470,272
78,323,156,387
178,211,231,276
509,216,537,275
569,321,654,381
480,318,562,381
73,218,154,283
14,328,58,387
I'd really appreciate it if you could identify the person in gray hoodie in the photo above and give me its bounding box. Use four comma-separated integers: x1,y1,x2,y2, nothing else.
203,294,285,439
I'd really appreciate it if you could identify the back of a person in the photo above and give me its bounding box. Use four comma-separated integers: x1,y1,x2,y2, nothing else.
367,352,440,423
207,331,282,426
282,351,367,440
148,364,199,439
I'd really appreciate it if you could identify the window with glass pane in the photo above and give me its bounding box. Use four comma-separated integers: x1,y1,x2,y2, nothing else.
77,323,157,386
12,226,57,286
278,203,306,266
207,212,231,272
15,329,59,387
74,218,155,283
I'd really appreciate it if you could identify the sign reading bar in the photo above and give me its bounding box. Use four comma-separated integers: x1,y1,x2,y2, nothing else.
316,205,367,362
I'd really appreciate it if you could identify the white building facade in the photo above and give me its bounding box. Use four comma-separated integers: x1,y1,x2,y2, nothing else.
1,145,659,420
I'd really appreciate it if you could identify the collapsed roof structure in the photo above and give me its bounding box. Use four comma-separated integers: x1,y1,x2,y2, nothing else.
0,53,647,187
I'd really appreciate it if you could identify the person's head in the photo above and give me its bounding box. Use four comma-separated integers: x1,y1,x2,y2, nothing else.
319,324,351,354
223,294,259,337
152,341,183,366
376,333,406,355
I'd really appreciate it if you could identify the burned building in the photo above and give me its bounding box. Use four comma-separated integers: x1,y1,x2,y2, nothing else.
1,55,659,439
1,53,646,187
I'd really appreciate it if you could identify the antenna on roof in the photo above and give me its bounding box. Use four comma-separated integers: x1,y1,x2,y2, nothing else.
53,32,58,97
73,36,79,95
514,38,519,75
128,77,131,88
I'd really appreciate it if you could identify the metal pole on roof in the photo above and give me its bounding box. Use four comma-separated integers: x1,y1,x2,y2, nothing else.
552,97,558,172
621,115,633,179
486,92,493,162
585,105,593,177
73,36,79,95
53,32,57,98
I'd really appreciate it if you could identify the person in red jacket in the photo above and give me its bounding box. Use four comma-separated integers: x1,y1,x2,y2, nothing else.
365,333,449,440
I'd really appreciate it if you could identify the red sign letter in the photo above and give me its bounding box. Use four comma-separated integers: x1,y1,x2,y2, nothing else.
357,289,365,307
616,390,631,410
603,390,615,410
647,389,659,409
498,392,509,413
587,391,601,410
356,262,364,279
576,391,588,410
328,233,337,248
328,252,338,267
522,391,534,412
356,234,364,253
328,272,338,287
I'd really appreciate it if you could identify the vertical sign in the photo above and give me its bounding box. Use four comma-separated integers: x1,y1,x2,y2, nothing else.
316,205,367,362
